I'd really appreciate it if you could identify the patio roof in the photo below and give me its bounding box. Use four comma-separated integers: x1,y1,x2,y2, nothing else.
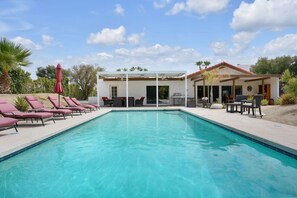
96,71,188,108
98,71,187,80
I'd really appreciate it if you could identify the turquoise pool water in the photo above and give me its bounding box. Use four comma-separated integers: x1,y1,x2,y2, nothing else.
0,111,297,197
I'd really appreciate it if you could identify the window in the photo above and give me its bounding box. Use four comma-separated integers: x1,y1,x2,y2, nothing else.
111,86,117,98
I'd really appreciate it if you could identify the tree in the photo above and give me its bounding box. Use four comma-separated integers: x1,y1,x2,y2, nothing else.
251,56,297,75
33,77,56,93
69,64,104,100
116,66,148,71
195,61,211,70
36,65,56,79
36,65,70,95
0,38,31,93
195,61,203,70
281,69,297,97
202,68,229,103
202,69,218,103
8,67,32,94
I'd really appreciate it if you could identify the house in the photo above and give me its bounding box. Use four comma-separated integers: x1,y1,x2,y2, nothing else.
188,62,280,104
95,62,280,106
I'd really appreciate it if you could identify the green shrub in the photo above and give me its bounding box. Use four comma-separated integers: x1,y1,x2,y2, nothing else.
280,93,297,105
14,96,30,112
261,99,269,106
275,97,281,105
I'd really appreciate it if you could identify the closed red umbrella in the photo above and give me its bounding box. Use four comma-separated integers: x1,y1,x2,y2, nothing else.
54,64,64,107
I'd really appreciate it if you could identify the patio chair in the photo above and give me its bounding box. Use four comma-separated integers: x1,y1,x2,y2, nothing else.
63,97,93,112
48,96,86,115
71,97,100,110
128,97,134,107
25,96,72,119
241,95,263,118
226,95,247,113
0,99,54,126
135,97,145,106
112,97,123,107
102,97,113,107
0,117,18,133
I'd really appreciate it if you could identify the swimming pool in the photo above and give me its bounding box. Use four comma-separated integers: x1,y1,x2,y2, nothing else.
0,110,297,197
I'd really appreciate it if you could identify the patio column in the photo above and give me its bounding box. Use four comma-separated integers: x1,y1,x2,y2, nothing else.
232,79,235,100
156,73,159,108
203,78,205,97
97,73,100,106
194,81,197,105
185,74,187,107
262,79,265,96
126,73,128,108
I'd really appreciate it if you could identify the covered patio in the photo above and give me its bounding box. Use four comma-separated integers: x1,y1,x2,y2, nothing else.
96,71,188,107
188,62,281,104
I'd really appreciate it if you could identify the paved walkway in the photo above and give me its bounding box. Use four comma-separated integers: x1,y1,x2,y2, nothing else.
1,107,297,160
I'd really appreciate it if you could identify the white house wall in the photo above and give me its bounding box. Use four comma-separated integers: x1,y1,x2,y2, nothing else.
98,76,279,106
195,77,280,102
98,79,192,106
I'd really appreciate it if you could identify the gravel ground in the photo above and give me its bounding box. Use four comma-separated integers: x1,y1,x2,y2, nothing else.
262,104,297,126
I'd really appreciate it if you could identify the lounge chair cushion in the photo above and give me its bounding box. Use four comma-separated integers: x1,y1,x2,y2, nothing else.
0,118,18,127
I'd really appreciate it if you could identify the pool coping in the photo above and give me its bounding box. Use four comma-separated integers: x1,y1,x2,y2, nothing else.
0,107,297,161
180,109,297,159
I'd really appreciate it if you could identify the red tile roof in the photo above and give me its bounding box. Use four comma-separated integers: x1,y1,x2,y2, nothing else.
188,61,254,78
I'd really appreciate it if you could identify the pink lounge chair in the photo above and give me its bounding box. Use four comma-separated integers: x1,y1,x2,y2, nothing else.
0,99,54,126
63,97,94,112
48,96,86,115
25,96,73,119
71,97,100,110
0,117,18,133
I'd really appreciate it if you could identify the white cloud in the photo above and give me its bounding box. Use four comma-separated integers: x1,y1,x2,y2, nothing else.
263,34,297,55
87,26,126,45
231,0,297,32
167,0,230,15
96,52,113,59
42,34,54,45
115,44,175,57
11,36,42,50
211,42,229,56
128,34,141,45
211,32,258,57
114,4,125,16
87,26,143,45
231,31,258,54
153,0,171,9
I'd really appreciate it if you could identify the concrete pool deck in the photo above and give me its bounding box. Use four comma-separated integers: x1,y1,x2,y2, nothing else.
0,107,297,160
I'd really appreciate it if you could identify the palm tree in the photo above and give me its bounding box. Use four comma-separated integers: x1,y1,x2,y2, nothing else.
202,68,229,103
195,61,203,70
202,69,218,103
0,38,31,93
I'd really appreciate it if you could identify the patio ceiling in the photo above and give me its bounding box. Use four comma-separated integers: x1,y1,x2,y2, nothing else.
191,74,281,82
97,71,187,81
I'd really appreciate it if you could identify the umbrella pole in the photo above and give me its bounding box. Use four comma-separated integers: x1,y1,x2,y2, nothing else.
58,94,60,108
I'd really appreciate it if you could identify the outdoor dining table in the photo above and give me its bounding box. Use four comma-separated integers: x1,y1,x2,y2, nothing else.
226,101,242,113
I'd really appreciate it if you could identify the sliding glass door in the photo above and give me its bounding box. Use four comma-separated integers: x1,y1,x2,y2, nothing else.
146,86,169,104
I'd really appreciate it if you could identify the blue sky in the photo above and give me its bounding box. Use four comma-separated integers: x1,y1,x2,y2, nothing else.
1,0,297,78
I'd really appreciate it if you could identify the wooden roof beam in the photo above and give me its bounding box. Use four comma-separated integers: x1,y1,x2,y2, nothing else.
194,78,204,82
220,77,239,83
244,77,270,82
